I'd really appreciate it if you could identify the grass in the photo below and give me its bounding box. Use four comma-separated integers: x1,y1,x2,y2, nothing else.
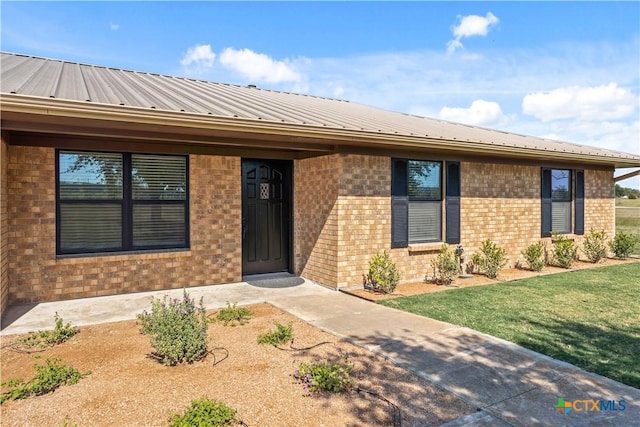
615,198,640,207
616,200,640,256
380,262,640,388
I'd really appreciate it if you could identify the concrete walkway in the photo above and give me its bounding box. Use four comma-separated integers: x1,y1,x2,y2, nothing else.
2,274,638,426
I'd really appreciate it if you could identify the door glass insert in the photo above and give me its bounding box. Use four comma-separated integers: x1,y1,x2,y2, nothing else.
260,182,270,200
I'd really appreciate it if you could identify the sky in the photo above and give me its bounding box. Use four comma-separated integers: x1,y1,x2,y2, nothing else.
2,1,639,188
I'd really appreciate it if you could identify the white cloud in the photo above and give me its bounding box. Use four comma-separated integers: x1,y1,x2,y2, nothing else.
219,48,301,83
522,83,636,121
170,38,638,184
438,100,506,126
180,44,216,74
447,12,499,54
109,22,119,31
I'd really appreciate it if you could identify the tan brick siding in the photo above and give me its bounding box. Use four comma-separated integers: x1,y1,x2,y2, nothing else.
460,162,542,268
1,135,8,317
336,155,390,287
583,169,615,239
5,144,617,303
293,155,340,287
296,156,615,289
7,146,242,303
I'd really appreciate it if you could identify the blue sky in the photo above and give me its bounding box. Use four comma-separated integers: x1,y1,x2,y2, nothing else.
2,1,639,187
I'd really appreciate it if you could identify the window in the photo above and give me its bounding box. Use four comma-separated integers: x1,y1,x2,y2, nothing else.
407,160,442,242
551,169,572,234
541,168,584,237
57,150,189,255
392,159,460,248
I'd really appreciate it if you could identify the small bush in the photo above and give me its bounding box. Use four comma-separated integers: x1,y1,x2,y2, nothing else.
257,322,293,346
550,233,578,268
1,358,89,404
609,231,639,259
14,313,79,350
61,416,79,427
522,241,545,272
471,240,508,279
137,290,208,366
169,397,237,427
213,302,252,326
582,228,608,263
365,250,400,294
294,350,353,393
430,244,460,285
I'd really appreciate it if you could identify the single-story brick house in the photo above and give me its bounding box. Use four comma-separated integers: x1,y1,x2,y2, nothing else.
1,52,639,316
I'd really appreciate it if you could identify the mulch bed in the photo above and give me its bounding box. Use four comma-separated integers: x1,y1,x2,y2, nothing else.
343,257,638,302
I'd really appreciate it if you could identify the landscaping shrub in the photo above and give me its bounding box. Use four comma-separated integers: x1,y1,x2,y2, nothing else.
430,244,460,285
365,250,400,294
582,228,608,263
550,233,578,268
14,313,79,350
521,241,545,272
137,290,208,366
609,231,639,259
294,350,353,393
1,358,89,404
471,240,508,279
169,398,237,427
213,302,252,326
257,322,293,346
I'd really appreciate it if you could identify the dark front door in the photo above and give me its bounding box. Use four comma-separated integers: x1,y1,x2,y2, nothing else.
242,159,291,275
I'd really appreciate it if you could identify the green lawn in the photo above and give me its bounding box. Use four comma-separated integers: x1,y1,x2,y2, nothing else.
380,263,640,388
616,199,640,256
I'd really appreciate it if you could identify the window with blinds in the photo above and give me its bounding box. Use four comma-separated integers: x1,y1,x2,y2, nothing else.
407,161,442,242
57,150,188,255
391,159,442,246
551,169,571,234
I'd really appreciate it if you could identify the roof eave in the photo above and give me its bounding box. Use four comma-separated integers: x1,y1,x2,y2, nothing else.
2,94,640,168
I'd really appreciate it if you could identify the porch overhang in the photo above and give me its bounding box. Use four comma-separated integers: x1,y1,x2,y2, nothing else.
2,93,640,168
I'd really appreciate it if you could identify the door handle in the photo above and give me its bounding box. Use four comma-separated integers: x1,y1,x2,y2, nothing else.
242,218,246,240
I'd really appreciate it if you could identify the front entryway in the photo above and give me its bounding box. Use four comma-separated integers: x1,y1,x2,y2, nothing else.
241,159,292,275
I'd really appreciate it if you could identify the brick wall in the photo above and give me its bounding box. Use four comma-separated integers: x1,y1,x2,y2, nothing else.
1,134,8,316
583,169,615,239
6,146,242,303
296,156,615,289
293,155,340,287
5,144,616,302
336,155,390,287
460,162,542,268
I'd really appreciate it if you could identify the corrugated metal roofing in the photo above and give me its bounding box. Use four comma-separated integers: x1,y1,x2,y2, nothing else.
1,51,639,164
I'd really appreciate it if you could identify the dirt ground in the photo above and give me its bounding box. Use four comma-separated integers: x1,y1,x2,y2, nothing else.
1,303,474,427
344,257,637,302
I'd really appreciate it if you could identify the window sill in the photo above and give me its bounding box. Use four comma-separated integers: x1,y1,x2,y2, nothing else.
56,248,192,263
408,242,443,253
550,234,578,242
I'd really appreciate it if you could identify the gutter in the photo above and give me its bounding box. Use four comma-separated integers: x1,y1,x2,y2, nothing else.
2,93,640,168
614,170,640,182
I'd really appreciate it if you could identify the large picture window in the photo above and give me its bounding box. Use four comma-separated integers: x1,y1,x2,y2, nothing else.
57,150,189,255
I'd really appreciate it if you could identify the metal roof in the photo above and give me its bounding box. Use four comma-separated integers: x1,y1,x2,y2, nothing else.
1,51,639,166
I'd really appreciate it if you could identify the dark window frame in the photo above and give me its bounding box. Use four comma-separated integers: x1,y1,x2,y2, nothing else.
56,149,190,255
551,168,572,234
391,159,444,247
541,168,584,237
